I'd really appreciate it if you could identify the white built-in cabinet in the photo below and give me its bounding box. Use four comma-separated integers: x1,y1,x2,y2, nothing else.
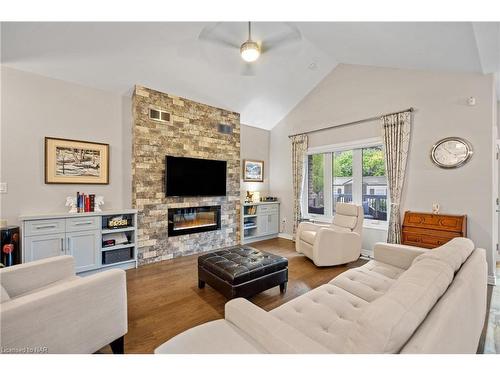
20,210,137,275
242,202,280,244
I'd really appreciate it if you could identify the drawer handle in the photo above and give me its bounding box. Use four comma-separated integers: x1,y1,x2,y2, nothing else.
74,221,94,226
35,224,57,229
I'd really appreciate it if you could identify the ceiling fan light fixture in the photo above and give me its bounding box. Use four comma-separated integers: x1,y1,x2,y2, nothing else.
240,40,260,62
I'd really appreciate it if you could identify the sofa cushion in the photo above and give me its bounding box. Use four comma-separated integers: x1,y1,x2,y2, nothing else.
329,267,397,302
300,230,317,245
411,237,474,272
155,320,265,354
332,214,357,230
360,260,405,280
1,284,10,303
271,284,368,353
348,257,454,353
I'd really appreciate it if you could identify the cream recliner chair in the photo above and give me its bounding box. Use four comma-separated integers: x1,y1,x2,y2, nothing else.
295,202,363,266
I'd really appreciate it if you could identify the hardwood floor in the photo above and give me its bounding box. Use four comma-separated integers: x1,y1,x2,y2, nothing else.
99,237,366,353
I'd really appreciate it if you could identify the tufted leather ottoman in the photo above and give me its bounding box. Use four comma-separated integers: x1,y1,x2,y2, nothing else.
198,246,288,299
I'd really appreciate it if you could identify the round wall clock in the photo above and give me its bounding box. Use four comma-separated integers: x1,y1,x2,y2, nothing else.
430,137,473,169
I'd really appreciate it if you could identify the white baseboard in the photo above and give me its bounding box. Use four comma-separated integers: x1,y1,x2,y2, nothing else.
278,233,294,241
488,274,497,286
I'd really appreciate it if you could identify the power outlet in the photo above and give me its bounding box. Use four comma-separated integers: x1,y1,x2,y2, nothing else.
281,217,287,232
0,182,7,193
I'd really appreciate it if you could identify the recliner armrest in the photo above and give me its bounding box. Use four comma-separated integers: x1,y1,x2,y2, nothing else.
373,242,428,270
0,256,75,298
225,298,330,353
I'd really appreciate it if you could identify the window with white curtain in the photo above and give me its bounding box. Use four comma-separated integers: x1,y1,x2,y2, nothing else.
303,138,388,227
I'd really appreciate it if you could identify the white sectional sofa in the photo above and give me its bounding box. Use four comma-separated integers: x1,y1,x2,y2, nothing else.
155,238,487,354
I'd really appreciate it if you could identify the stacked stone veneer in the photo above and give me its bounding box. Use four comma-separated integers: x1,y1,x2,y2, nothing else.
132,85,241,265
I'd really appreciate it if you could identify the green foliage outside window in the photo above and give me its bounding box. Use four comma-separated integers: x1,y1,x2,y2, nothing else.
362,147,385,177
332,150,353,177
310,154,324,194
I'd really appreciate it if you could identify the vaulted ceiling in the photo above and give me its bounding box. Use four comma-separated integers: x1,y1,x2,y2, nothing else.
2,22,499,129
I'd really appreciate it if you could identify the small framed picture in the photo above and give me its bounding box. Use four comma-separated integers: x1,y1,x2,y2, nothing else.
243,159,264,182
45,137,109,184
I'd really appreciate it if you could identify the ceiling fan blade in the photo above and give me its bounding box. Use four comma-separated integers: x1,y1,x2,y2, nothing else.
241,62,256,76
199,23,240,50
261,23,302,53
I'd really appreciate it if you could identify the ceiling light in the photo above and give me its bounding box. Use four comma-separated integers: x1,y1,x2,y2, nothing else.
240,40,260,62
240,22,260,63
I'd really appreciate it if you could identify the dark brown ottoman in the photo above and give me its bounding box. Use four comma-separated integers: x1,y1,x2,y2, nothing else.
198,246,288,299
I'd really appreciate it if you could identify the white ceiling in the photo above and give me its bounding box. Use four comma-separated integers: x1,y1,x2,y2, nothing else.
1,22,499,129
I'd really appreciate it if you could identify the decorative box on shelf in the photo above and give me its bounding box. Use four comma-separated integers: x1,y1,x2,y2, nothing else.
106,216,132,229
19,209,138,275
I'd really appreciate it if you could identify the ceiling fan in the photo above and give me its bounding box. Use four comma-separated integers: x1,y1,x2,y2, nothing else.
199,22,302,76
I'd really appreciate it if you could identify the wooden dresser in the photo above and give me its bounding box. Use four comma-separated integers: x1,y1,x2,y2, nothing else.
401,211,467,249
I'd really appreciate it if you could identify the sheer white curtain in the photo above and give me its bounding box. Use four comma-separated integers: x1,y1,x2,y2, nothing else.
291,134,308,236
381,111,412,243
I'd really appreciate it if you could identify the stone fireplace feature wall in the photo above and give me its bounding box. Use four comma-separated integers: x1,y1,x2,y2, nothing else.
132,85,240,265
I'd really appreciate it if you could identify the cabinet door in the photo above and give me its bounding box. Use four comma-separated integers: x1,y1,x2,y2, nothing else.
24,234,65,263
66,230,100,273
268,213,279,234
256,215,269,236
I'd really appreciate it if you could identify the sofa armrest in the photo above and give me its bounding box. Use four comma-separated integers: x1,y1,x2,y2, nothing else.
373,242,428,270
0,256,75,298
0,269,127,354
225,298,330,353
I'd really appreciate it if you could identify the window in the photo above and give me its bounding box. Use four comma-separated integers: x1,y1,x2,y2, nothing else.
307,154,324,215
303,140,388,225
362,146,388,221
332,150,353,214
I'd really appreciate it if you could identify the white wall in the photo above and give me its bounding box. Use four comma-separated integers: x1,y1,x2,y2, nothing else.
0,66,132,225
270,64,497,280
240,124,270,198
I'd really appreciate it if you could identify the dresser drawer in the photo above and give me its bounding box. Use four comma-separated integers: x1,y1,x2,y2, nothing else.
403,212,465,233
66,216,100,232
402,231,461,249
24,219,65,236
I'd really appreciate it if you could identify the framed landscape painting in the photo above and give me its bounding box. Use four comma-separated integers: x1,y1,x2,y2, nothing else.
45,137,109,184
243,159,264,182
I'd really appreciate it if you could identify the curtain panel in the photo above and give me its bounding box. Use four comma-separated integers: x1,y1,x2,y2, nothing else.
381,111,412,243
291,134,308,236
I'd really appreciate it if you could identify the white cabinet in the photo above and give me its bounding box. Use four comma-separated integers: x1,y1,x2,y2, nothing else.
66,230,100,273
20,210,138,275
256,215,269,236
24,233,65,262
242,202,280,244
267,213,279,234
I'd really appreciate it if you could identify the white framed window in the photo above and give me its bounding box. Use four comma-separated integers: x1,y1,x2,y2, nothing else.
302,138,389,229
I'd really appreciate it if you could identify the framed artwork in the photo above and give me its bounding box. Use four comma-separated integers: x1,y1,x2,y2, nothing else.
243,159,264,182
45,137,109,184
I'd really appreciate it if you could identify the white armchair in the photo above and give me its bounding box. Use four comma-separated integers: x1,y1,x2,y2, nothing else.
0,256,127,354
295,203,364,266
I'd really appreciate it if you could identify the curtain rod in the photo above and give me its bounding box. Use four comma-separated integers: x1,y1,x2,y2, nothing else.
288,107,414,138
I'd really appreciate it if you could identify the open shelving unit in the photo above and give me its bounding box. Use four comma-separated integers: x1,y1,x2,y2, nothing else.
241,202,280,244
100,212,137,269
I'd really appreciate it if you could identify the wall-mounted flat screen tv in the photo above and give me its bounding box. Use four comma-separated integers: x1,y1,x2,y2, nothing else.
165,156,227,197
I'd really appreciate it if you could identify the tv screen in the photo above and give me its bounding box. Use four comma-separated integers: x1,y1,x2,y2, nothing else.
165,156,227,197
